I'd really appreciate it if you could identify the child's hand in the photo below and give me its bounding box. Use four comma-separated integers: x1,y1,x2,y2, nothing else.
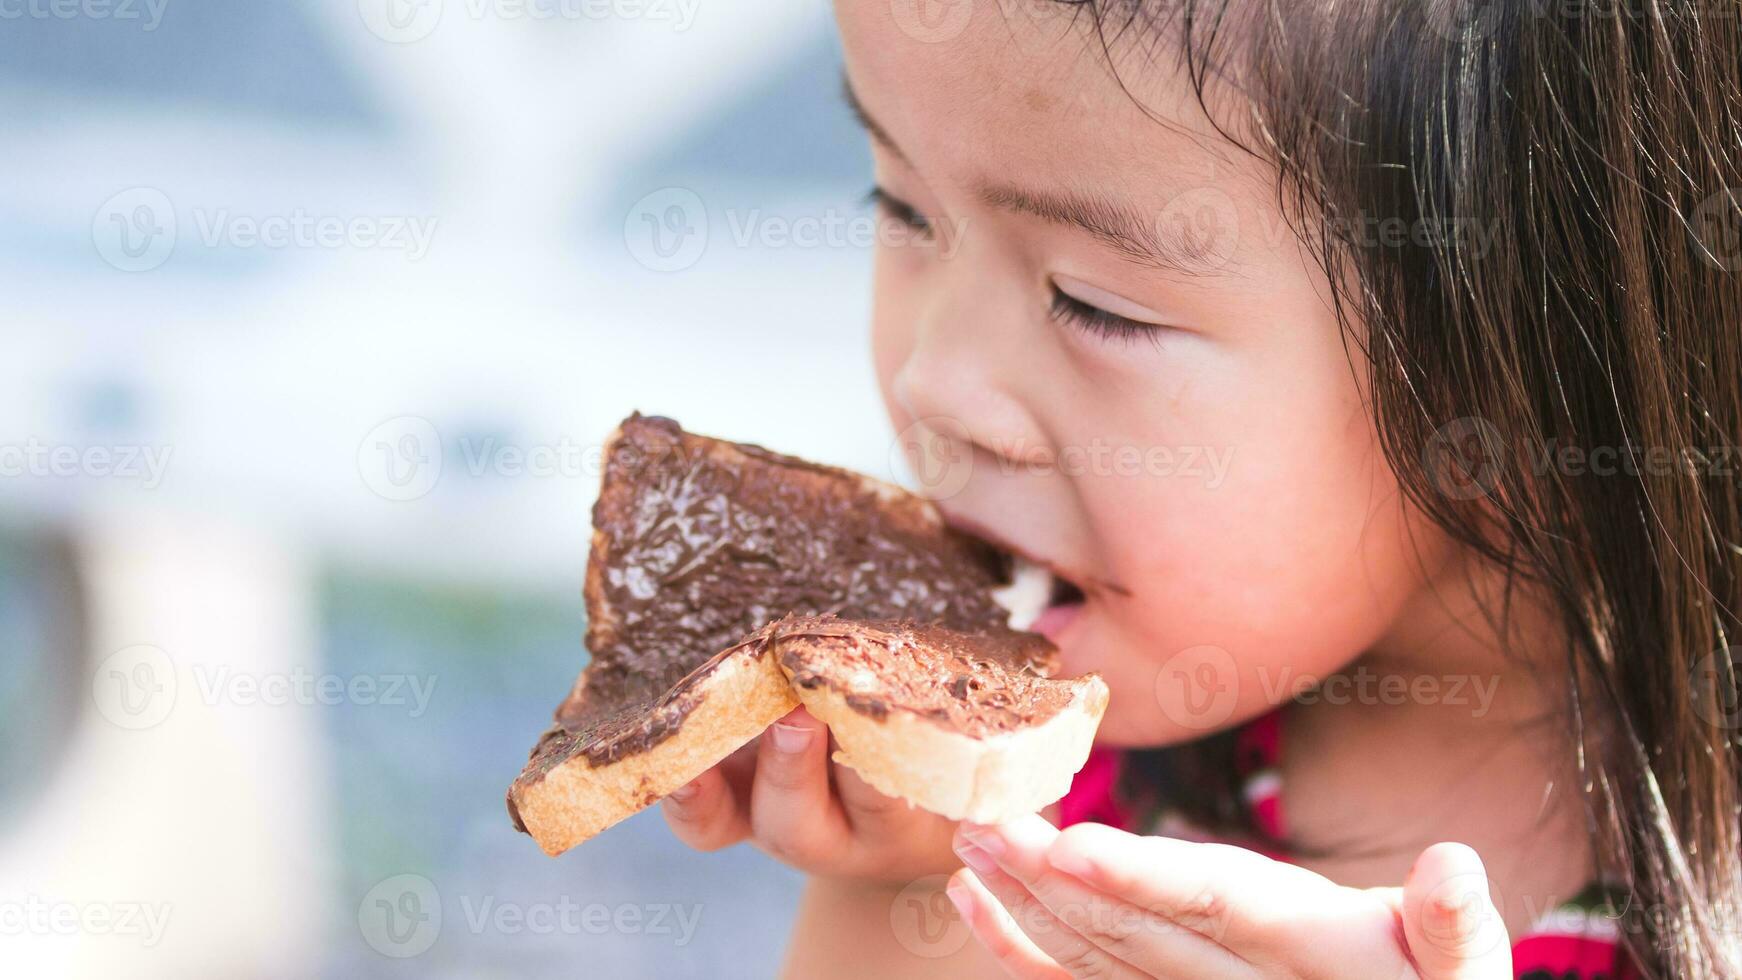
947,815,1511,979
660,706,963,882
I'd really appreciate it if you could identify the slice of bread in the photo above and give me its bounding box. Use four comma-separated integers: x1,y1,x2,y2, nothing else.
506,414,1107,855
771,617,1109,824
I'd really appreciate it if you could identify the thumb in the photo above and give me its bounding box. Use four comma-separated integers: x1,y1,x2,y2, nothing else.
1401,842,1512,979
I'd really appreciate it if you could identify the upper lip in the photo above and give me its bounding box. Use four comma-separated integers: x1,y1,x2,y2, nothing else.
938,510,1124,600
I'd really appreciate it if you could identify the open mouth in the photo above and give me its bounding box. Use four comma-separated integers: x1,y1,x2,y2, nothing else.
1049,572,1087,608
940,510,1103,641
993,556,1088,639
1030,565,1088,642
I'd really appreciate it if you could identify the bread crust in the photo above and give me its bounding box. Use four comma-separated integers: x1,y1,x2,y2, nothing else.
509,641,798,856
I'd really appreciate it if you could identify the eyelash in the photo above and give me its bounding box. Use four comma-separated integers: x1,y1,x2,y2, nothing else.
865,185,1161,346
865,186,932,236
1048,288,1161,346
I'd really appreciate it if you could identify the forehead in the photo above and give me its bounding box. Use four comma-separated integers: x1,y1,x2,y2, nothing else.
834,1,1269,209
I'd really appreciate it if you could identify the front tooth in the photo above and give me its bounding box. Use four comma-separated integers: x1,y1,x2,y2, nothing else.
991,557,1050,631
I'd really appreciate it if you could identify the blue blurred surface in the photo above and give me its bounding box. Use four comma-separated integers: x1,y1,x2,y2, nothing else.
317,571,803,979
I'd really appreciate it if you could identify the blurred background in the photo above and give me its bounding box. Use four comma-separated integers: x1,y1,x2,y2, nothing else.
0,1,907,975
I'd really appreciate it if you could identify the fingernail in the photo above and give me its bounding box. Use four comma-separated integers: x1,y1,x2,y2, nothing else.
945,879,974,919
770,722,812,754
955,841,998,875
668,780,699,803
1049,849,1094,878
958,824,1006,859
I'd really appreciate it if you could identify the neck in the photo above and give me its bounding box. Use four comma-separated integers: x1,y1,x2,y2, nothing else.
1280,553,1595,936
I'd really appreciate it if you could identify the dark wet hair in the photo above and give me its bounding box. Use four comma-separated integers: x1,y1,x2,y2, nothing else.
1075,1,1742,974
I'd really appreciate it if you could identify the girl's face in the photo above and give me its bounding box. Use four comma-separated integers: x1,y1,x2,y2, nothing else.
841,4,1457,746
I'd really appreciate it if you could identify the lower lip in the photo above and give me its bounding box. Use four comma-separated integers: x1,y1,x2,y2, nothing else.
1030,601,1085,642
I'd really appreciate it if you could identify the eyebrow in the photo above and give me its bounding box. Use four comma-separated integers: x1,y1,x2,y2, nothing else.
841,76,1241,278
979,184,1242,277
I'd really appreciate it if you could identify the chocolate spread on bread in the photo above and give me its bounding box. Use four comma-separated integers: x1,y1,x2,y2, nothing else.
510,414,1041,831
770,617,1072,737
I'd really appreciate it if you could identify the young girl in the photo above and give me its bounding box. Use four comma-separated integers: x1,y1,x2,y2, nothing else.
660,2,1742,976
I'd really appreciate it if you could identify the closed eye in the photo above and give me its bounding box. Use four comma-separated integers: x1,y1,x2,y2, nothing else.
1048,286,1165,346
865,185,933,238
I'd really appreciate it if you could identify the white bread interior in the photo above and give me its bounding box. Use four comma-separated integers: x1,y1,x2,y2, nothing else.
780,648,1111,825
511,643,797,856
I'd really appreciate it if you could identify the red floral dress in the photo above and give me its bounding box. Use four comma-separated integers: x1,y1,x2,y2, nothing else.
1056,712,1641,980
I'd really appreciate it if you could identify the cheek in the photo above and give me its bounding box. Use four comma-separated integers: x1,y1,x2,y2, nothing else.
1077,375,1446,744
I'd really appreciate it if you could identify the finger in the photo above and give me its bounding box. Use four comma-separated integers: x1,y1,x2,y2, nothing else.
661,765,749,851
954,827,1150,980
961,814,1061,880
1402,842,1512,980
962,820,1249,978
749,707,852,866
720,737,759,790
833,751,911,825
1041,823,1303,945
832,758,957,866
946,868,1072,980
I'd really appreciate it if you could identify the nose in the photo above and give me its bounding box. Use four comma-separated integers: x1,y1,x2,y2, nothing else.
890,283,1051,471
